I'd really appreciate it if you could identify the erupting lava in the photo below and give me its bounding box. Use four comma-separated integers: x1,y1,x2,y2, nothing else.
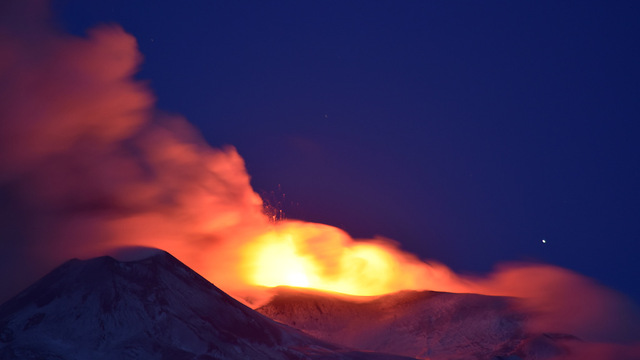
241,221,459,296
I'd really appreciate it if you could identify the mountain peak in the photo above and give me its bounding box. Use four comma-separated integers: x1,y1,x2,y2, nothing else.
0,251,411,360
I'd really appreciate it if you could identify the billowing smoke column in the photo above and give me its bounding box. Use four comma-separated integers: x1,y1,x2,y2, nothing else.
1,2,638,353
0,2,268,301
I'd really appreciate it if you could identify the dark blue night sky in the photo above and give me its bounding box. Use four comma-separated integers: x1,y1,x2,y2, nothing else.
54,1,640,303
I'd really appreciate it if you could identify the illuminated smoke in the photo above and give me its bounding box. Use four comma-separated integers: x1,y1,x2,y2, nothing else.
0,2,266,300
0,2,638,353
240,221,464,296
468,263,640,343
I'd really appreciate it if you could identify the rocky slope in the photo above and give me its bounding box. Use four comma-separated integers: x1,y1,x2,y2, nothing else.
0,252,411,360
257,287,575,360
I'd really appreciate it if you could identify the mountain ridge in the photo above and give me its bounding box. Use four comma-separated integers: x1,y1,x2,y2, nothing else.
257,287,575,360
0,251,412,360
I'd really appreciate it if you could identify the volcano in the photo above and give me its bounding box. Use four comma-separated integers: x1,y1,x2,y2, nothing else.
0,251,410,360
257,288,576,360
0,250,628,360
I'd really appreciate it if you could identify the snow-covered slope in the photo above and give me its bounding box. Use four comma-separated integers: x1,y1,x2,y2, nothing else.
257,287,574,360
0,252,412,360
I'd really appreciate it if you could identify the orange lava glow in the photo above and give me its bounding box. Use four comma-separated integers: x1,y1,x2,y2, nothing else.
241,221,461,296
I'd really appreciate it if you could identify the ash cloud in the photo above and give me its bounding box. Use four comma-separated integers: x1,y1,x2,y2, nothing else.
0,2,639,355
0,1,265,301
468,263,640,344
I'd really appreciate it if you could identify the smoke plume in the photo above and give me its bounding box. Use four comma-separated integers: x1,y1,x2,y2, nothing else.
0,1,265,300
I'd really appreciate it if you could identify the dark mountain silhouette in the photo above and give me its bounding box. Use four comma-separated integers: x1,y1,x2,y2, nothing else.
0,251,411,360
257,287,577,360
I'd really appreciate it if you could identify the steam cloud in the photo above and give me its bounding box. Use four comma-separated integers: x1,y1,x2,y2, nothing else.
1,2,638,356
0,1,266,300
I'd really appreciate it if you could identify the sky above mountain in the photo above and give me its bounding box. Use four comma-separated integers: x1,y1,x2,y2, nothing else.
47,1,640,304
